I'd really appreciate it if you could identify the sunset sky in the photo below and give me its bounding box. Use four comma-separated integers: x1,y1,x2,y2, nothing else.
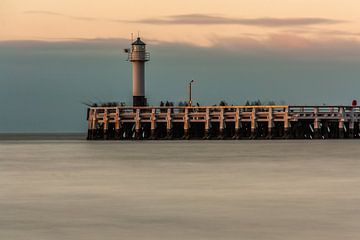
1,1,360,132
1,0,360,46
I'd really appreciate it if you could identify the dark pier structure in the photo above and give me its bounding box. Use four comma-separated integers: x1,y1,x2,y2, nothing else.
87,105,360,140
86,37,359,140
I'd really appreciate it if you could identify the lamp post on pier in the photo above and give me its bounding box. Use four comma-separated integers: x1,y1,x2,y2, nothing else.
188,79,194,106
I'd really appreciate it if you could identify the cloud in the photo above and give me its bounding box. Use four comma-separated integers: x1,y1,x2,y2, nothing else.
3,35,359,53
136,14,344,27
282,28,360,37
24,11,344,28
23,10,100,21
23,10,126,23
267,34,312,48
204,34,360,61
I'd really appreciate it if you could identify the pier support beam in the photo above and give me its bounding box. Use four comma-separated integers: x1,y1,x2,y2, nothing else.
339,124,345,139
166,109,173,139
339,107,345,139
349,128,354,138
267,108,274,139
349,122,354,139
183,108,190,139
313,107,321,139
233,108,241,139
87,109,91,140
115,109,121,140
250,108,257,139
87,109,96,140
103,110,108,140
150,108,157,139
218,108,225,139
204,108,211,139
338,125,345,139
313,121,321,139
349,107,355,138
92,109,97,139
283,107,290,139
135,109,141,140
323,121,329,139
313,126,321,139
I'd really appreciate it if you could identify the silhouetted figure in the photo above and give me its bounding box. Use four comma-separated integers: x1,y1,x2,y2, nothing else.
352,99,357,106
219,100,227,106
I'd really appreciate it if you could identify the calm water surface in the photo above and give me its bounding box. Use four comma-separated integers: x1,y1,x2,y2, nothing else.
0,140,359,240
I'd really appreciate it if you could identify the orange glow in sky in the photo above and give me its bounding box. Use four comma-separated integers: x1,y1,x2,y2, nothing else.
1,0,359,47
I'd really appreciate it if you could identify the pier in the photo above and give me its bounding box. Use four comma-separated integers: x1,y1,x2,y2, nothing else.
87,105,360,140
86,38,360,140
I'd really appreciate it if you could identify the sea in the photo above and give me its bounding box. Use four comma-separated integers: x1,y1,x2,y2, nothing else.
0,136,359,240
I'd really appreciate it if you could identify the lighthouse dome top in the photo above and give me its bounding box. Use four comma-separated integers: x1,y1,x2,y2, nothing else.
132,37,146,45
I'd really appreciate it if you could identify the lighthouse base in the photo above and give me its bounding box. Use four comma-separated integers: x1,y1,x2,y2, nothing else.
133,96,146,107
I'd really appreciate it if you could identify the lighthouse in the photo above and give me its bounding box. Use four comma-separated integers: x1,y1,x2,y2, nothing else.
127,37,150,106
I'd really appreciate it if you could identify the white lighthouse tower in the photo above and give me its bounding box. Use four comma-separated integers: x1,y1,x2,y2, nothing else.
127,37,150,106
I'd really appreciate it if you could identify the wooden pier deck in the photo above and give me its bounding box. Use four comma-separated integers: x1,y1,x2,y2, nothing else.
87,105,360,140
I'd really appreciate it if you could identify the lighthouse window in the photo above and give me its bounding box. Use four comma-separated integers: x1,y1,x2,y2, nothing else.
133,45,145,51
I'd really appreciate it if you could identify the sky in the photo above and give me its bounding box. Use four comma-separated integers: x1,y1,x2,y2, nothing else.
1,0,360,45
1,0,360,132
